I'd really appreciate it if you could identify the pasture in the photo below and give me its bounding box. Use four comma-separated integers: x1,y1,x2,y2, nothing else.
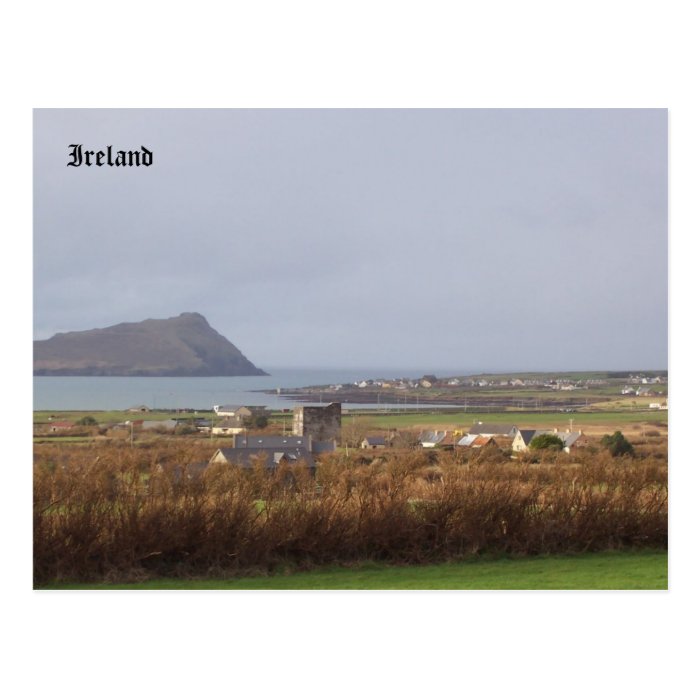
40,550,668,590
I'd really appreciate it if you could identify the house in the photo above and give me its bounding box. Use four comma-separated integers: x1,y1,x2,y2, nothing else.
127,405,151,413
468,422,518,438
511,429,539,452
361,436,386,449
558,431,585,452
234,434,309,449
210,444,316,473
233,434,335,455
512,429,585,453
49,421,74,432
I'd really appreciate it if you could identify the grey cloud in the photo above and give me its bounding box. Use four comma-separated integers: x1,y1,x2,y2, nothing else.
34,108,667,371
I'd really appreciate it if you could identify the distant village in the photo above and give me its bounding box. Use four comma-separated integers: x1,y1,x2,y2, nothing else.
37,369,668,481
38,399,636,480
327,372,668,393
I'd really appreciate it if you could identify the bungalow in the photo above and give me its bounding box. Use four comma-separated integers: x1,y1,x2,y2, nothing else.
361,436,386,449
234,434,309,449
233,434,335,455
210,445,315,473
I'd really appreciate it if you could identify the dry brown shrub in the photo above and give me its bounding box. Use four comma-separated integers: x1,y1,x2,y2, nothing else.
34,440,667,585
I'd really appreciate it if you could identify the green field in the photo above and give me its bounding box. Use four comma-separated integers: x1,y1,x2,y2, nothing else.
352,410,667,430
41,550,667,590
33,409,210,424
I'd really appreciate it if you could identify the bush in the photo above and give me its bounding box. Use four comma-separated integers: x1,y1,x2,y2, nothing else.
529,434,564,451
33,441,667,585
601,431,634,457
242,413,270,430
75,416,98,426
254,415,269,429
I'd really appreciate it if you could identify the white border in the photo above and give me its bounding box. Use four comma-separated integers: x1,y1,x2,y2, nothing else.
5,2,696,699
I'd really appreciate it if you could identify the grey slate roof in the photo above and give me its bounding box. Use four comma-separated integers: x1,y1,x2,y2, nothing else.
517,430,582,447
468,423,517,436
233,434,312,449
213,446,315,469
311,440,337,454
363,436,386,446
517,429,538,446
559,431,583,448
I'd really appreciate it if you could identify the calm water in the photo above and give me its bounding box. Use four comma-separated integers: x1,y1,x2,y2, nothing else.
33,368,471,411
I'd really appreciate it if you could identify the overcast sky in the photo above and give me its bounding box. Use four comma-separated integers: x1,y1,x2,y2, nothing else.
33,109,667,372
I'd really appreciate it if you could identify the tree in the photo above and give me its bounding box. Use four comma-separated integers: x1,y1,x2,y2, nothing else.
529,433,564,451
75,415,97,426
601,431,634,457
243,411,270,430
254,414,269,429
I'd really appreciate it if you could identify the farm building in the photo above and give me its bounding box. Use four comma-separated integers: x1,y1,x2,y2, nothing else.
456,434,496,449
140,419,179,431
213,405,253,419
418,430,449,448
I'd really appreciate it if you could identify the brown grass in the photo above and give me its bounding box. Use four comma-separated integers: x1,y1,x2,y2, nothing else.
33,441,667,585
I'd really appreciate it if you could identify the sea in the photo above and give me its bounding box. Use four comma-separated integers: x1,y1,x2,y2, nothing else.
33,367,471,411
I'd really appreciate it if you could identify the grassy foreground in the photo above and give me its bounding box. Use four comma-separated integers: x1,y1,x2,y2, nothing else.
41,550,667,590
